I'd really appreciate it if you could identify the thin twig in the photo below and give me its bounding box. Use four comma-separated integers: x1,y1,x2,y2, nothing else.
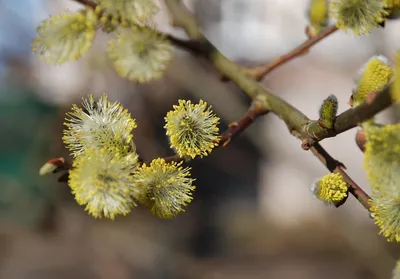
246,25,338,81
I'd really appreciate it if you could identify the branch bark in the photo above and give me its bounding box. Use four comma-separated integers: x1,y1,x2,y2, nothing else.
302,85,393,148
164,0,373,211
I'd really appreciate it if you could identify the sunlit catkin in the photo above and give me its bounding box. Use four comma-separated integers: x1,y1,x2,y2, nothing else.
311,173,348,205
352,55,393,106
63,94,137,157
330,0,387,35
164,100,220,159
108,26,172,83
133,158,196,219
32,9,97,64
69,148,140,220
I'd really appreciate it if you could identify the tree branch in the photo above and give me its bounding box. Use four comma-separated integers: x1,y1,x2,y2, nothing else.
71,0,205,53
246,25,338,81
164,0,373,211
302,85,393,149
72,0,97,9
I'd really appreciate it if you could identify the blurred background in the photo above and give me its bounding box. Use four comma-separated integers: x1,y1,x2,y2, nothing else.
0,0,400,278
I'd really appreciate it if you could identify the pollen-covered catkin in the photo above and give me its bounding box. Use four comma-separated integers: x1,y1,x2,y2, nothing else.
63,94,137,157
330,0,387,35
133,158,196,219
352,55,393,106
69,148,140,220
32,9,97,64
164,99,220,159
311,173,348,205
364,123,400,242
108,26,172,83
391,51,400,104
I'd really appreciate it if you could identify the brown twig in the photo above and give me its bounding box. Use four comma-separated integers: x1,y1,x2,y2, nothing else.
246,25,338,81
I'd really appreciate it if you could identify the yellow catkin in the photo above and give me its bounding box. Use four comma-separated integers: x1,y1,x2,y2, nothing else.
312,173,348,204
307,0,329,36
63,93,137,158
353,56,393,106
330,0,387,35
164,99,220,159
133,158,196,219
32,9,98,64
69,148,140,220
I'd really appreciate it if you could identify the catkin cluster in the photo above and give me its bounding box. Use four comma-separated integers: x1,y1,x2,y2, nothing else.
306,0,400,36
347,55,400,242
32,0,172,83
59,94,219,220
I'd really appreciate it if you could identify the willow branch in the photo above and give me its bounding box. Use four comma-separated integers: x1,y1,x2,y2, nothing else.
71,0,205,53
302,85,393,149
73,0,97,9
164,0,372,211
246,25,338,81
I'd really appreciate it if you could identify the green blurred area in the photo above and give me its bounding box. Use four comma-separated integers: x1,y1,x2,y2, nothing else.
0,86,58,228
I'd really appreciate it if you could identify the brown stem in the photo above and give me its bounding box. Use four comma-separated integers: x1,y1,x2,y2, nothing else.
246,25,338,81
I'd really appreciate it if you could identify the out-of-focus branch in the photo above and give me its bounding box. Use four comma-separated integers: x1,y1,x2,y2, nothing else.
73,0,97,9
246,25,338,81
164,0,373,211
71,0,205,53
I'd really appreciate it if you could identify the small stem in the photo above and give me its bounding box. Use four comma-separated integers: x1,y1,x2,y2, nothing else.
246,25,338,81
